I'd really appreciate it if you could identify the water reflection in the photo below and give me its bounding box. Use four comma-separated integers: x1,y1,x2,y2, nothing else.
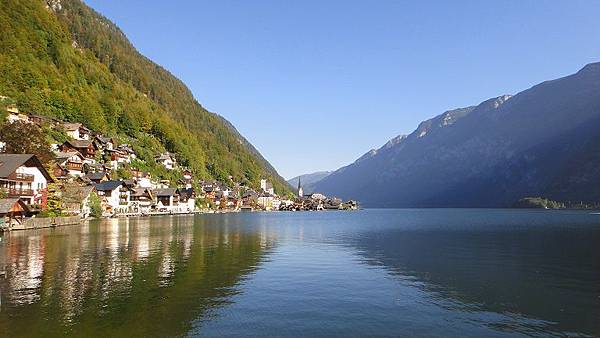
0,215,276,337
341,209,600,336
1,210,599,337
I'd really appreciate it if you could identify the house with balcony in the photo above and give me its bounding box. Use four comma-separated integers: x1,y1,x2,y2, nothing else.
94,135,116,151
0,154,54,207
54,151,85,177
61,140,97,164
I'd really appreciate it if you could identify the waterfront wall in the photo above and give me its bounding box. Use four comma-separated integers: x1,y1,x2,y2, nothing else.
2,216,81,231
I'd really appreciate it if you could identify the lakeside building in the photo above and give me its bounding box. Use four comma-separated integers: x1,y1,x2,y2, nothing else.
0,198,33,226
0,154,54,207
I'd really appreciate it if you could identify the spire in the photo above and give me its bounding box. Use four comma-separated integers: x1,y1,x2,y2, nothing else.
297,177,303,197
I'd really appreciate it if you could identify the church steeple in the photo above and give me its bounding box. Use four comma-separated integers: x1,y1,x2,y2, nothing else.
297,177,303,197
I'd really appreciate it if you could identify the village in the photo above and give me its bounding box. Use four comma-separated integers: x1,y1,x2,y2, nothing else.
0,104,357,232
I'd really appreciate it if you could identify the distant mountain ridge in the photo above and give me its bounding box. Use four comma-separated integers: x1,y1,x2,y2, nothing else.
287,171,332,194
314,63,600,207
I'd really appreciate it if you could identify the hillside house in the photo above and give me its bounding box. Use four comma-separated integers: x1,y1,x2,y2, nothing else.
117,144,136,162
94,135,115,151
85,171,110,184
61,140,97,164
6,112,31,124
260,179,274,195
155,153,176,170
61,123,90,140
182,168,193,180
0,154,54,207
54,151,85,176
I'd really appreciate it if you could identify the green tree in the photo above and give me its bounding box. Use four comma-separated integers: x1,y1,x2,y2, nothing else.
0,121,54,165
89,191,102,218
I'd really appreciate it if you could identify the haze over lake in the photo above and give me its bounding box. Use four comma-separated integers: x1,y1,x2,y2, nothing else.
1,210,599,337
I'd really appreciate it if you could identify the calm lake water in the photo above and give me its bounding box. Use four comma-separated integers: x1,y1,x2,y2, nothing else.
0,209,599,337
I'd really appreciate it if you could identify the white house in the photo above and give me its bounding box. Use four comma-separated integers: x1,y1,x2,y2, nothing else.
61,123,91,140
0,154,54,206
177,188,196,213
257,193,274,211
95,180,130,216
260,179,274,195
155,153,176,170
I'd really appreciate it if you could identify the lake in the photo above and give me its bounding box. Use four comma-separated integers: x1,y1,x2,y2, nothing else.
0,209,599,337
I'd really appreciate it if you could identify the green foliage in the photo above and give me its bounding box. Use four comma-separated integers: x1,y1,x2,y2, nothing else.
41,183,63,217
114,166,132,180
0,0,291,193
89,191,102,218
0,120,54,165
195,197,215,210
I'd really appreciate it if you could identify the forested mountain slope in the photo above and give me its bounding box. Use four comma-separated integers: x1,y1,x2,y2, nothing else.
0,0,290,193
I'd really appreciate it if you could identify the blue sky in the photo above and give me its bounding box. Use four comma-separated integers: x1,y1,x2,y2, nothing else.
85,0,600,179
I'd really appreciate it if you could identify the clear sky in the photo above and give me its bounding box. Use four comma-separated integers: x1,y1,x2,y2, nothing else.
85,0,600,179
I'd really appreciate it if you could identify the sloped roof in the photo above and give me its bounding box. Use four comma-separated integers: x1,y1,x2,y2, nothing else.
86,171,108,180
62,123,82,131
54,151,84,161
0,154,54,182
65,139,94,149
95,180,123,192
178,188,195,199
155,188,177,197
0,198,30,214
131,188,152,198
62,185,95,204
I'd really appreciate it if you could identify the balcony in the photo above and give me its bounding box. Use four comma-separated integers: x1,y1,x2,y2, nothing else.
6,172,35,182
3,187,34,196
66,161,83,171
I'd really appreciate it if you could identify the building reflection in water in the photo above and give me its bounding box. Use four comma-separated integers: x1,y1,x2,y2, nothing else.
0,215,276,337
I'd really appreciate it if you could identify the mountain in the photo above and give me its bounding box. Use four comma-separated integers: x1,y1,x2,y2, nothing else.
314,63,600,207
0,0,290,193
287,171,332,195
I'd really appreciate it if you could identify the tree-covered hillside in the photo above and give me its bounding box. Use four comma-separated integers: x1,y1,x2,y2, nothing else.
0,0,290,193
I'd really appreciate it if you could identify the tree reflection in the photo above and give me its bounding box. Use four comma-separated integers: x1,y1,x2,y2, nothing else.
0,215,275,337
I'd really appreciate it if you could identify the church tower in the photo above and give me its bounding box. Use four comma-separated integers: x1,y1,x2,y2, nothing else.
297,177,303,198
